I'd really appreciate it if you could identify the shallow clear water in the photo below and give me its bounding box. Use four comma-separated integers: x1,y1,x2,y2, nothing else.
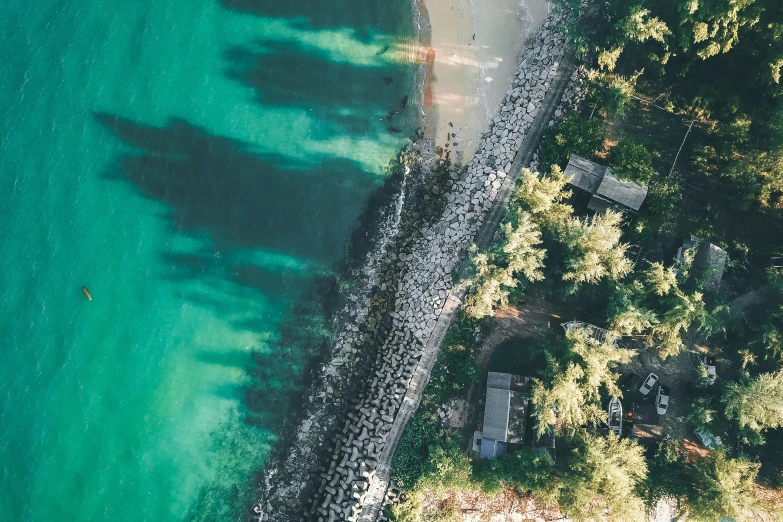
0,1,416,520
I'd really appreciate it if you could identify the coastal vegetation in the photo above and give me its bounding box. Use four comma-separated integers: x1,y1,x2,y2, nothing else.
390,1,783,519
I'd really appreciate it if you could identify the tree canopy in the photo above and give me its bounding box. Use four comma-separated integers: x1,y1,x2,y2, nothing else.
531,328,633,435
560,431,648,522
723,369,783,432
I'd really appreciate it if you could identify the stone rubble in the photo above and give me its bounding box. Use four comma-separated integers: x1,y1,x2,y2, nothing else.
255,10,570,522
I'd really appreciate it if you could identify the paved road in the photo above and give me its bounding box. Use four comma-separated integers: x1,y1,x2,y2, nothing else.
358,52,576,521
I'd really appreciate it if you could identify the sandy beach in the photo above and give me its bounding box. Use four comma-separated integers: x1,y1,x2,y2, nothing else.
418,0,549,165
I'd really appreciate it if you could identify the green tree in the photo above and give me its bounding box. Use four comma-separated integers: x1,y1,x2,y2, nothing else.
609,280,658,335
685,450,761,522
568,328,634,401
419,439,473,494
513,166,573,231
392,412,441,490
560,431,648,522
725,145,783,208
723,369,783,432
561,210,633,292
637,177,681,238
684,395,718,432
584,71,635,117
462,253,514,319
531,362,600,436
429,342,480,404
475,449,560,505
538,113,604,172
606,139,657,183
641,439,690,507
532,328,632,435
462,206,546,319
644,262,679,296
652,290,707,357
500,207,546,281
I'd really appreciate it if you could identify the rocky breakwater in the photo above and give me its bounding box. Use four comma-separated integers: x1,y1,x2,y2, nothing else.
254,11,571,522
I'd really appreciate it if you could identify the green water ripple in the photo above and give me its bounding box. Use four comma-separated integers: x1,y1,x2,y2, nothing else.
0,0,416,520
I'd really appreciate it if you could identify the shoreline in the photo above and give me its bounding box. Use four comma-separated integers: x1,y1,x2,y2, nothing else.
418,0,549,167
251,3,579,521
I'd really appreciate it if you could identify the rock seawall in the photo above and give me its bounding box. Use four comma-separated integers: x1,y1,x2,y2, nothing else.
254,10,572,522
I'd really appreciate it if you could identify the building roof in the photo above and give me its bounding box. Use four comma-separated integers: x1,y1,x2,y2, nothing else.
587,195,614,214
482,387,511,441
677,236,729,292
563,154,606,193
481,372,529,445
564,154,648,211
487,372,512,390
479,438,508,459
596,171,648,211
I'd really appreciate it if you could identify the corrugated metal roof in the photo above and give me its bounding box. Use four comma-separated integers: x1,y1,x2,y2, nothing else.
487,371,512,390
482,388,511,441
563,154,605,193
564,154,648,211
596,170,648,211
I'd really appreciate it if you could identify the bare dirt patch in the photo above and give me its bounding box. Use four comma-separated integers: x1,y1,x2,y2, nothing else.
459,296,569,447
476,298,564,369
618,347,700,441
415,488,563,522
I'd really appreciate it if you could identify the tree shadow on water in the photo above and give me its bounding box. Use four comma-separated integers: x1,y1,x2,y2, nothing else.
224,43,412,137
95,110,354,416
221,0,411,37
95,112,378,263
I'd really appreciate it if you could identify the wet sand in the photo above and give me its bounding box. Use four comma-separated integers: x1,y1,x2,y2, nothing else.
418,0,549,165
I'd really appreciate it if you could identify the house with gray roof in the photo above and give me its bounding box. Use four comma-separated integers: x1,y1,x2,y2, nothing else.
563,154,649,213
476,372,529,459
676,236,729,293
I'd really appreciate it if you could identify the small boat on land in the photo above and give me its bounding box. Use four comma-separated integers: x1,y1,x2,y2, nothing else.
83,286,92,301
608,396,622,435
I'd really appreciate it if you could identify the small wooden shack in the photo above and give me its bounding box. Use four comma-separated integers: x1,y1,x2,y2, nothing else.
563,154,649,213
676,236,729,293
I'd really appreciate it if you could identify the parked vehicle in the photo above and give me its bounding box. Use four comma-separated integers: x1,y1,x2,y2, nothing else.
693,429,723,449
703,357,717,385
639,373,659,395
620,373,641,393
608,397,622,435
656,386,670,415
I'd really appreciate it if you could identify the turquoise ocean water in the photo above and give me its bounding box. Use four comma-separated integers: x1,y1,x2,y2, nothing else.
0,0,416,520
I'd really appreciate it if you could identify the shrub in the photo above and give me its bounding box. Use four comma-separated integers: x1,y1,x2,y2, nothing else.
538,113,603,172
606,139,657,183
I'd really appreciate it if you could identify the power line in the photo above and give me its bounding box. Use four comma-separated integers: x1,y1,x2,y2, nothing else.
669,119,694,178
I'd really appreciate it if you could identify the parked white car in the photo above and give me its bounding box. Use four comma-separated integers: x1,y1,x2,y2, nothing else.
693,429,723,449
639,373,659,395
656,386,670,415
704,357,717,385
